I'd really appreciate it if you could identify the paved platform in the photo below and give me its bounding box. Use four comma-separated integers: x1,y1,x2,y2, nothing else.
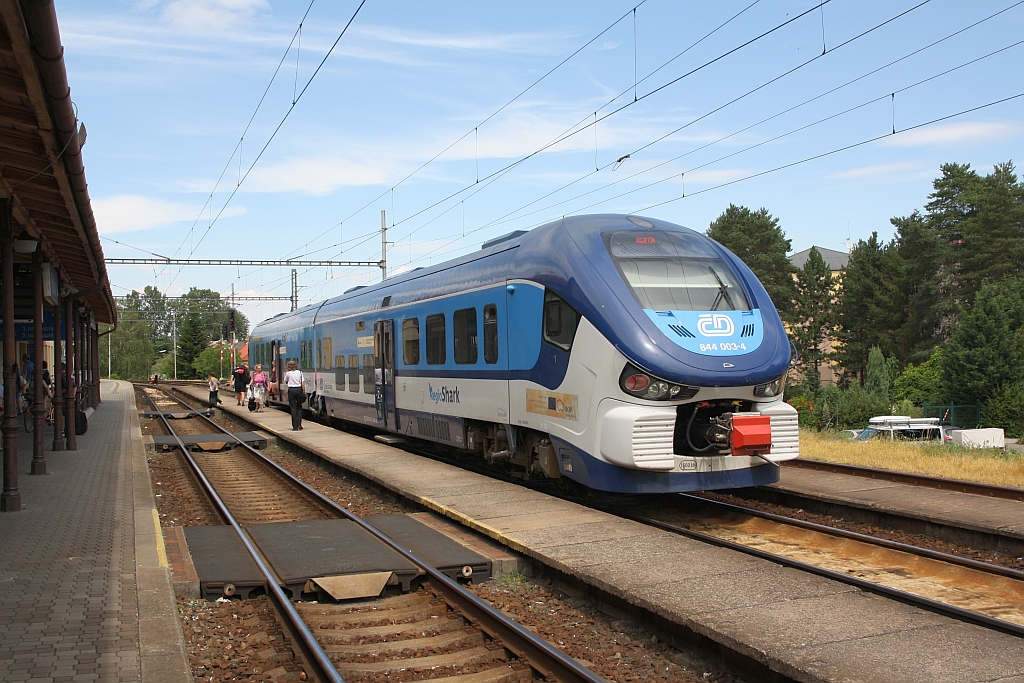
0,380,190,683
768,466,1024,550
177,384,1024,683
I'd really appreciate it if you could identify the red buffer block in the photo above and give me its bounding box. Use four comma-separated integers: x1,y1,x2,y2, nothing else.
730,415,772,456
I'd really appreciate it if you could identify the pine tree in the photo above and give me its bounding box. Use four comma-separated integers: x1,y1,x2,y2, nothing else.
792,247,833,375
865,346,890,399
892,212,944,362
834,233,903,380
941,279,1024,404
707,204,797,320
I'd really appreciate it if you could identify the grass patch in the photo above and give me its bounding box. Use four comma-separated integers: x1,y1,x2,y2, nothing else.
799,428,1024,488
494,572,527,592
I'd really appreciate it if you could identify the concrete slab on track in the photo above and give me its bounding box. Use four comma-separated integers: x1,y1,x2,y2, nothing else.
173,383,1024,683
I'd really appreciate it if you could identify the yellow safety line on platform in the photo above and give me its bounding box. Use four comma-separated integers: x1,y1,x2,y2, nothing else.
152,508,168,568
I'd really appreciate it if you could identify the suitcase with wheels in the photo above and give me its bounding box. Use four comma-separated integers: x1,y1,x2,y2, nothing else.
75,409,88,435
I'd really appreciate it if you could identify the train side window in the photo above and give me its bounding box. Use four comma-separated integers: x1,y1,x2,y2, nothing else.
362,353,375,393
316,339,323,369
323,337,333,369
300,341,309,369
334,354,346,389
483,304,498,364
348,355,359,393
426,314,446,365
543,290,581,352
402,318,420,365
453,308,478,364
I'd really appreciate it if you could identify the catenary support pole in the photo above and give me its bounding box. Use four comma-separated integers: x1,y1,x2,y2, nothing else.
0,199,21,511
31,250,46,475
380,210,387,281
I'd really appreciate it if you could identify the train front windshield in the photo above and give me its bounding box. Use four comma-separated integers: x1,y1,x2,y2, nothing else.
605,230,750,311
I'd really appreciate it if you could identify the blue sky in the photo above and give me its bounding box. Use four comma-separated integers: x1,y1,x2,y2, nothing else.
59,0,1023,324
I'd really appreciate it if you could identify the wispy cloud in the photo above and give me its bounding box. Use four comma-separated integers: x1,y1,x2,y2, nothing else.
93,194,245,234
243,157,396,195
352,24,563,54
829,161,933,181
161,0,269,33
882,120,1021,148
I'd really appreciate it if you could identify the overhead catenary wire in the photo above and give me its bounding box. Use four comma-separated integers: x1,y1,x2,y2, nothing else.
168,0,369,287
167,0,318,275
226,0,774,298
377,0,940,264
276,1,651,262
403,79,1024,268
419,0,1022,245
476,22,1024,235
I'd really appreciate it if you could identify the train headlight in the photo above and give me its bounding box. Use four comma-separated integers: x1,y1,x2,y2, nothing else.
623,373,650,391
754,370,788,398
619,364,699,401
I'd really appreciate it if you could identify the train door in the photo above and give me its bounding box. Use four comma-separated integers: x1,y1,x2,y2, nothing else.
271,340,281,401
373,320,399,431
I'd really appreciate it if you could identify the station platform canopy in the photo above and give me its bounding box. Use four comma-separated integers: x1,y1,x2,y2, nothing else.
0,0,114,324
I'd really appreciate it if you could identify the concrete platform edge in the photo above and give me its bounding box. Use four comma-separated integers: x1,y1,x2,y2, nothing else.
125,380,193,682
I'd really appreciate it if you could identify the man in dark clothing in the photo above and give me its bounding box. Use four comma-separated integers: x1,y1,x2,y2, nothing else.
232,364,251,406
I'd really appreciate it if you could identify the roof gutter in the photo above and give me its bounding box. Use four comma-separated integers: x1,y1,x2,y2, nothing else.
18,0,115,325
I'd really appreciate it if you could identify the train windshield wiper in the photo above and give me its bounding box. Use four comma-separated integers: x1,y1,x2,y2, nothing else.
709,266,735,311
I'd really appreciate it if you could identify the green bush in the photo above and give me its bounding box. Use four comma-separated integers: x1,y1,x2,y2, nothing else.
983,381,1024,439
892,347,944,405
836,385,890,431
891,399,923,418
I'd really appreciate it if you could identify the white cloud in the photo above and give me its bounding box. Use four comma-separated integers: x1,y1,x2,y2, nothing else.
353,25,561,53
93,194,245,234
161,0,269,32
881,120,1021,148
244,158,395,195
829,161,933,181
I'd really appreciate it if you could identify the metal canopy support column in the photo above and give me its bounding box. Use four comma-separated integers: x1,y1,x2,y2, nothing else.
1,198,21,511
51,294,64,452
92,324,100,405
31,250,46,475
64,295,76,451
82,321,90,409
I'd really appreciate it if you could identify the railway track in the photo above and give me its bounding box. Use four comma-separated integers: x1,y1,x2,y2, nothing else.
784,458,1024,502
138,385,607,683
603,494,1024,637
159,382,1024,642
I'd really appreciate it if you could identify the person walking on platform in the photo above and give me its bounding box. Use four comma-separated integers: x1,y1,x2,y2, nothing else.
232,364,250,406
284,360,304,430
207,373,221,409
251,364,268,412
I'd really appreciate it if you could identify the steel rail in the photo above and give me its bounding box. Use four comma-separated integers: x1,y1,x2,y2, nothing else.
138,388,346,683
153,385,608,683
785,458,1024,502
683,493,1024,580
616,501,1024,638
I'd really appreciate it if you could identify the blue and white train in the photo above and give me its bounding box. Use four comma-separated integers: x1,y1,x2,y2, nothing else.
249,214,799,494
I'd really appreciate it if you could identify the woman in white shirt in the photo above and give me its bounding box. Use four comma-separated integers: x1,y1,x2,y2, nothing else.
284,360,305,430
